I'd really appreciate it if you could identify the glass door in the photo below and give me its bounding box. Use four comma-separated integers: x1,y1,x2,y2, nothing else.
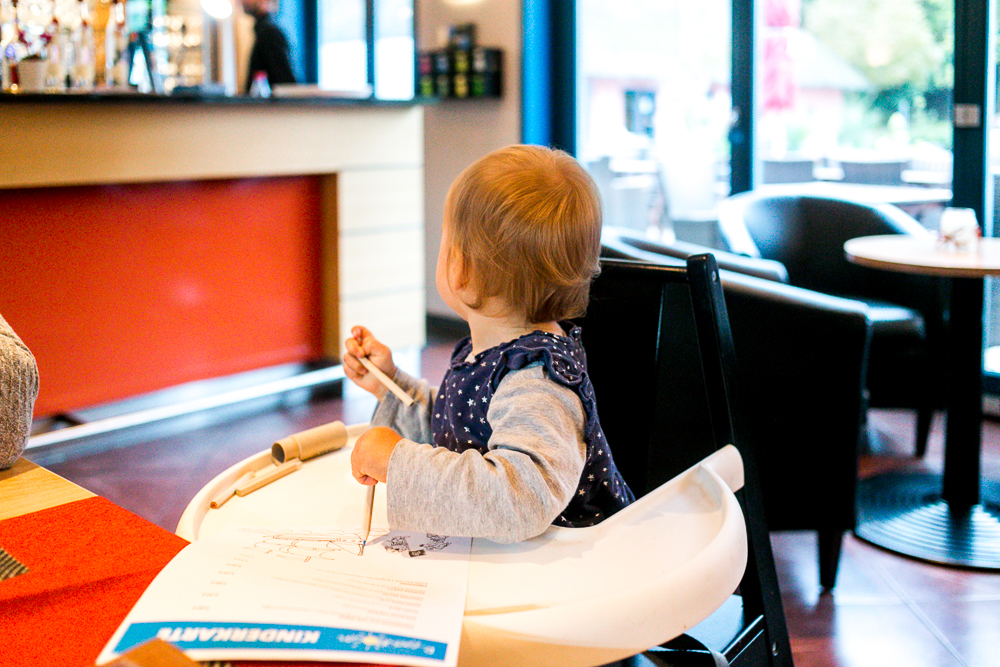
576,0,732,246
984,0,1000,387
757,0,953,227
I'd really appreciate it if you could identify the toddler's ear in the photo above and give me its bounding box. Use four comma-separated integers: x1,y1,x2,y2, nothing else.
448,246,472,294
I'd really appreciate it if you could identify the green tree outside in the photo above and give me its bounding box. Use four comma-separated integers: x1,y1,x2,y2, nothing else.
802,0,953,148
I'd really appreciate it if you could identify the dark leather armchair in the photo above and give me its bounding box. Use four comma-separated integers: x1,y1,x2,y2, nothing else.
602,227,871,590
605,230,790,283
717,191,948,456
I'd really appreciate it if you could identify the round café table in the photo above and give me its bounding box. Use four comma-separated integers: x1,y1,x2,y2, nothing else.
845,234,1000,568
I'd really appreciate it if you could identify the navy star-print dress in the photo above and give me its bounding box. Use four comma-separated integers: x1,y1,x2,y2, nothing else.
430,325,635,527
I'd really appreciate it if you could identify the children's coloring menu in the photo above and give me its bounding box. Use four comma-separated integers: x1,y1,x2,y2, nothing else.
98,524,471,667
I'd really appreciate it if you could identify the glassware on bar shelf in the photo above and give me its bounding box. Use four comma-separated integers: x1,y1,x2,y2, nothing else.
17,0,51,46
104,0,127,88
3,0,34,91
69,0,93,89
160,12,203,91
1,0,13,90
45,0,78,90
41,12,65,88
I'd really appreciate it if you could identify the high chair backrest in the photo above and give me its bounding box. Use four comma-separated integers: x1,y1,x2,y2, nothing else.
579,257,794,667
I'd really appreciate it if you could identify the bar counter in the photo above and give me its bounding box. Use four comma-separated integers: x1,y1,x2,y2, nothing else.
0,91,418,113
1,97,425,417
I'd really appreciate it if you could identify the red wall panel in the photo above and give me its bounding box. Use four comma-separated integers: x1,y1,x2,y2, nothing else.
0,177,324,417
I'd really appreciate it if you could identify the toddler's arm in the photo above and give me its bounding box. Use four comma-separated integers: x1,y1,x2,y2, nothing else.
369,367,436,443
350,367,437,484
385,365,586,543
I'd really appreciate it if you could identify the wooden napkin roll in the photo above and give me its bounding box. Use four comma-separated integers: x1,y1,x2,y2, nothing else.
272,421,349,464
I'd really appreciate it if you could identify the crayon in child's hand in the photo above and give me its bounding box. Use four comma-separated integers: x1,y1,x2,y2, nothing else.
358,356,414,406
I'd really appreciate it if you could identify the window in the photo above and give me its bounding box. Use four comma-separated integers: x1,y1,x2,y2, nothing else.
374,0,414,99
758,0,953,217
984,0,1000,383
318,0,368,92
318,0,413,99
576,0,732,242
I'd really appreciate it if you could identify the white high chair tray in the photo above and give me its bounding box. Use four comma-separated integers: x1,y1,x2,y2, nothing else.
176,424,748,667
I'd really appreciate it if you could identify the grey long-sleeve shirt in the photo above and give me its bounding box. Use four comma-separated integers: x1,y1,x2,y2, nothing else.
1,314,39,469
371,365,587,543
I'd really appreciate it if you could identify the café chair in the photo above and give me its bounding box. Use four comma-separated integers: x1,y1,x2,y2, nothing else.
716,191,948,458
762,158,816,185
601,228,871,590
836,158,908,186
604,228,789,283
582,258,793,666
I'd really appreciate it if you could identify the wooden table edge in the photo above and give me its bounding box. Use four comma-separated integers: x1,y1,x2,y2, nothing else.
844,236,1000,278
0,457,95,521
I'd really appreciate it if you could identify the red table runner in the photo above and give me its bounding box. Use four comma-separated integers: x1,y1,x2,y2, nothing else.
1,495,391,667
1,496,188,667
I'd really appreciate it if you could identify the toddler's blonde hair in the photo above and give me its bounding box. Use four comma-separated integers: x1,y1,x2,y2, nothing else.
446,144,603,324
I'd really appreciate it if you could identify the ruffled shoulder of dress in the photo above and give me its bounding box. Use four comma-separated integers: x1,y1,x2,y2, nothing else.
490,324,589,390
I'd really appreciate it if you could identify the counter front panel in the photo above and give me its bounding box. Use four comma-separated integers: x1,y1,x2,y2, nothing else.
1,103,424,418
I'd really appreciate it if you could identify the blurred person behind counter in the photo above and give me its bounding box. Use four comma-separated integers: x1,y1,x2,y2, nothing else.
1,313,39,469
239,0,297,93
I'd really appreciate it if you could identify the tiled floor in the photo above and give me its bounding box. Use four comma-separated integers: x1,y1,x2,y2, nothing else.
778,408,1000,667
28,328,1000,667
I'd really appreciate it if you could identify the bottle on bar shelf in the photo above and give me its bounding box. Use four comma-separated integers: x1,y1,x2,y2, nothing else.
104,0,128,89
70,0,94,89
41,10,64,89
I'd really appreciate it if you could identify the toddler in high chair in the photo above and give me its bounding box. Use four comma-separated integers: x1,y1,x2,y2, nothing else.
344,144,634,543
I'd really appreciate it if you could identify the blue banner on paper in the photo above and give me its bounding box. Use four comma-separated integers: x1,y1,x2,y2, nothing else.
114,621,447,661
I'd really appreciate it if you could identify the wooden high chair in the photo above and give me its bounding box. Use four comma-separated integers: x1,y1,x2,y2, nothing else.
582,258,793,667
175,256,783,667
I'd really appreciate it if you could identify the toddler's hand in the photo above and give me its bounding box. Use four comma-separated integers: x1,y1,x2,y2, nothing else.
351,426,403,485
344,326,397,399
